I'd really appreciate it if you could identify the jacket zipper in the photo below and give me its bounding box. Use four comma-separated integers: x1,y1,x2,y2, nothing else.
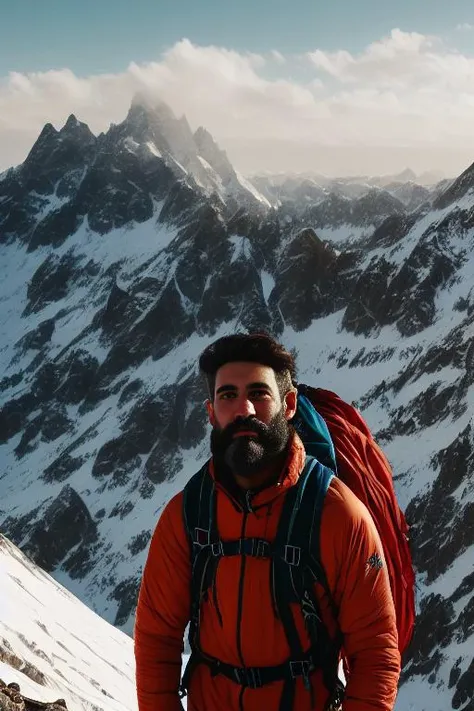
236,491,253,711
236,510,249,666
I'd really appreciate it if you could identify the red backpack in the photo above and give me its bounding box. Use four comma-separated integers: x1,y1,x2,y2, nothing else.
298,384,416,655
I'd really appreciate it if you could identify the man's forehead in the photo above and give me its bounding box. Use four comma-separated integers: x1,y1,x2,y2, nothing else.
214,361,278,387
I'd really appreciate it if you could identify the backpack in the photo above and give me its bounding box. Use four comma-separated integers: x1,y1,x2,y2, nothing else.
179,385,415,709
296,385,415,655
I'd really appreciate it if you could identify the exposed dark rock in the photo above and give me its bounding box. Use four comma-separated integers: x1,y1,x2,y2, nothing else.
402,594,455,680
128,530,151,556
15,320,55,352
0,677,68,711
42,452,85,483
384,382,459,439
16,486,97,572
143,439,183,484
142,376,208,483
27,204,82,252
158,179,202,225
367,213,417,249
93,277,195,387
62,541,99,579
303,189,405,231
1,507,41,547
197,243,272,334
108,500,134,519
449,658,464,688
92,387,176,479
24,251,83,316
54,350,99,404
110,574,141,627
407,487,474,583
434,162,474,209
457,597,474,644
452,658,474,709
342,256,395,335
0,392,37,443
138,477,155,499
14,406,72,459
432,425,473,498
118,379,144,407
390,329,467,394
0,641,47,686
451,571,474,604
100,282,139,338
0,372,23,392
272,228,344,331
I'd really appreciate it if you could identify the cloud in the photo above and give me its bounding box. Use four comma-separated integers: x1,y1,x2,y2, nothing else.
456,22,474,31
1,33,474,176
270,50,286,65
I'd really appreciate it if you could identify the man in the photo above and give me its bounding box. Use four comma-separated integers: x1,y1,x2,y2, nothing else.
134,333,400,711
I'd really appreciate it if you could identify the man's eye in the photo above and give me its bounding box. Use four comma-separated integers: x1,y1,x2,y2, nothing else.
250,390,270,399
219,392,236,400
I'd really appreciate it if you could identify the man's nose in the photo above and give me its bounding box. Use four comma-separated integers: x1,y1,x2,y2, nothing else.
234,397,256,418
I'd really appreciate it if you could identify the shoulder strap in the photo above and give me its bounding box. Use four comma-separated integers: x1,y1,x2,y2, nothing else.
271,456,334,644
183,462,218,556
271,457,342,708
294,390,337,471
183,463,222,649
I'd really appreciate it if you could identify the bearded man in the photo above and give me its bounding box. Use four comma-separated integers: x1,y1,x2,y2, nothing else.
134,333,400,711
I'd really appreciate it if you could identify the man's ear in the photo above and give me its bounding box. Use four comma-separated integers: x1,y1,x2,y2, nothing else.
283,389,297,420
206,399,216,427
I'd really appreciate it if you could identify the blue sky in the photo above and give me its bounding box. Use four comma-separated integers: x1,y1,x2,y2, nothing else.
1,0,473,76
1,0,474,176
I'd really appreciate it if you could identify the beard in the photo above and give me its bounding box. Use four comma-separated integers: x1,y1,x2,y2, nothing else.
210,409,291,480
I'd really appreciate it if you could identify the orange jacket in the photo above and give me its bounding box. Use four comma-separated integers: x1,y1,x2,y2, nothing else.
134,435,400,711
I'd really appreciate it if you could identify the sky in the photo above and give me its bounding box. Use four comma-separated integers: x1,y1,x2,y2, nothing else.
1,0,474,176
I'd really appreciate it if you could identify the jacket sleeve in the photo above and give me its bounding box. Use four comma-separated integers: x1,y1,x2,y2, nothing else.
320,479,401,711
134,492,191,711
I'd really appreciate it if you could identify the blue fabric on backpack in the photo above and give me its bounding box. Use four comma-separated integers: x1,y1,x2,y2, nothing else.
293,393,337,473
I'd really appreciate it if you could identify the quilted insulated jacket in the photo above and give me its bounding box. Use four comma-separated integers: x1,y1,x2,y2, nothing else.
134,435,401,711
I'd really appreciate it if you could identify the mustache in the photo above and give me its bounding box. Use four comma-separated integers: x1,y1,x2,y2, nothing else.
220,416,269,438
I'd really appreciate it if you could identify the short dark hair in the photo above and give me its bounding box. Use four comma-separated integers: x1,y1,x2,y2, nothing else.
199,332,297,399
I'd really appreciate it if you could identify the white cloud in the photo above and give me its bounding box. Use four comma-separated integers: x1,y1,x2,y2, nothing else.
456,22,474,31
1,32,474,177
270,50,286,65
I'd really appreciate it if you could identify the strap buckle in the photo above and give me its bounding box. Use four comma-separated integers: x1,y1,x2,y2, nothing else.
290,659,313,690
284,544,301,566
211,540,223,556
234,666,262,689
256,539,269,557
194,527,210,547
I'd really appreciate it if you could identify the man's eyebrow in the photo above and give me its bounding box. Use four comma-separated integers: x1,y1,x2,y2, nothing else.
215,384,238,395
247,382,272,391
215,382,273,395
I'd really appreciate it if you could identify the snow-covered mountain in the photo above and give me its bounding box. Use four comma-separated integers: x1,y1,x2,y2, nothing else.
0,534,136,711
253,171,446,228
1,99,473,710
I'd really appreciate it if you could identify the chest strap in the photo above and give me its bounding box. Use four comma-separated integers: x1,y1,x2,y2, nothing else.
194,535,303,565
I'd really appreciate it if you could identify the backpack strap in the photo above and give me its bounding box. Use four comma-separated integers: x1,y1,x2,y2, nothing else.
271,456,343,709
294,390,337,471
182,464,220,650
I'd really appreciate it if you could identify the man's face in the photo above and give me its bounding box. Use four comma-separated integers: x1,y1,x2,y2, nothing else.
207,362,296,478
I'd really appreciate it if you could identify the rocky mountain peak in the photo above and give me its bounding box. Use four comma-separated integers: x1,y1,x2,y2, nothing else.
194,126,235,185
59,113,96,144
434,160,474,210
